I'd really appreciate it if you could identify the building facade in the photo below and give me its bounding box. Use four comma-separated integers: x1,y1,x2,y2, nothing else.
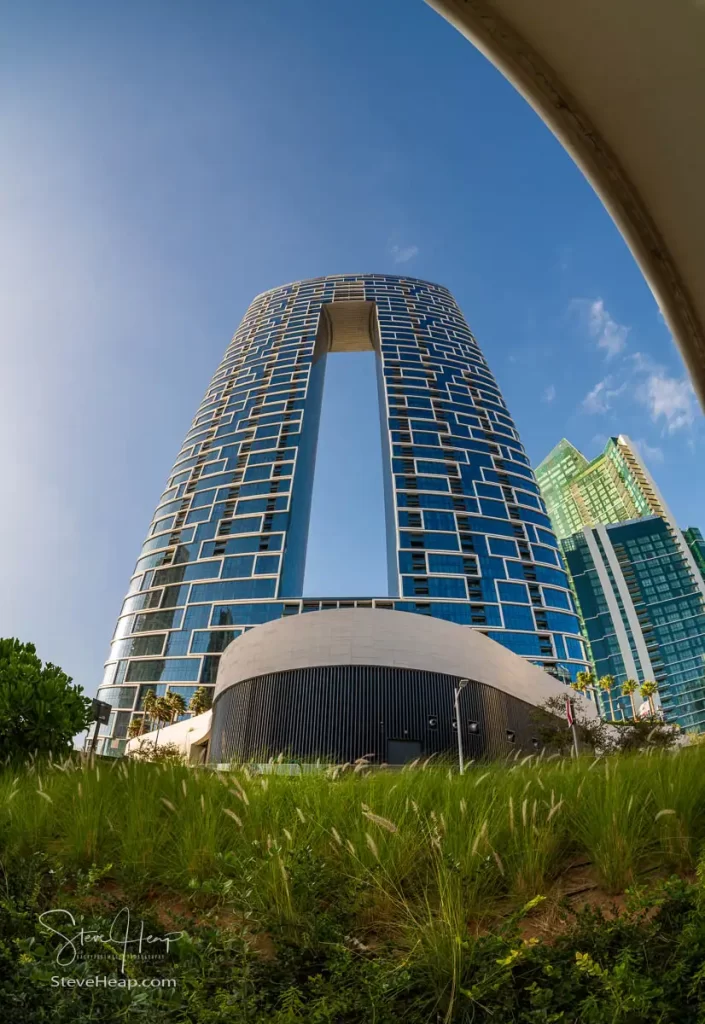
535,436,666,542
685,527,705,581
97,274,587,755
562,516,705,731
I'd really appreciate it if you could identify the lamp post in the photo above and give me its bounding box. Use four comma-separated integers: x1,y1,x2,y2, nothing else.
454,678,470,774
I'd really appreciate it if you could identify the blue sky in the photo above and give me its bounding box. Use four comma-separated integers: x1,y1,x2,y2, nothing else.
1,0,702,698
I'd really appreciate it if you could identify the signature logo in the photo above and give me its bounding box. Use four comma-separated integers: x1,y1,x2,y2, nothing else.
38,908,186,973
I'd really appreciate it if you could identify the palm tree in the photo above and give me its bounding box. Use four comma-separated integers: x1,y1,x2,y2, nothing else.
621,679,639,719
152,696,173,750
598,675,617,722
640,680,659,717
572,670,595,694
127,717,141,740
188,686,212,717
141,689,159,736
165,691,186,724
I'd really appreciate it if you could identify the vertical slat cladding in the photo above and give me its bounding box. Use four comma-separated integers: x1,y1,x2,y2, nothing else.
210,667,547,764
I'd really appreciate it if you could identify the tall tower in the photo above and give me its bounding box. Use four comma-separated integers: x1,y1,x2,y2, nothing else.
97,275,587,755
563,517,705,731
535,435,667,541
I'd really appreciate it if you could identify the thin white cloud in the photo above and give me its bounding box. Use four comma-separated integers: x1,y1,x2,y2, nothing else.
628,351,699,433
642,371,698,433
631,438,664,465
390,244,419,264
588,298,629,359
542,384,556,403
581,349,701,436
582,376,627,414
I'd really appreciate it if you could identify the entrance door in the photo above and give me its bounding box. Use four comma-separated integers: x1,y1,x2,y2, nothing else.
387,739,422,765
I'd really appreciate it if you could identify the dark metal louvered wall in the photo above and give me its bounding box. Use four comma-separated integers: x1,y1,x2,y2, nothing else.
209,665,544,764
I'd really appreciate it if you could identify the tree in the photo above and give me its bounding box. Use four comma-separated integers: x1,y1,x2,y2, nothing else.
572,670,595,695
530,693,611,755
152,697,174,750
126,717,142,739
165,691,186,724
188,686,213,717
608,717,680,752
141,689,159,736
640,680,659,717
0,638,90,761
598,674,617,722
621,678,639,719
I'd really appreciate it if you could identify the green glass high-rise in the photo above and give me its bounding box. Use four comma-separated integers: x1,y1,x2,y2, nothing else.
685,527,705,581
535,436,666,541
537,435,705,726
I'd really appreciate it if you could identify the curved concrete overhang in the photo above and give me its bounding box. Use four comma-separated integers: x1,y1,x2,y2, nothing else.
426,0,705,409
214,607,598,716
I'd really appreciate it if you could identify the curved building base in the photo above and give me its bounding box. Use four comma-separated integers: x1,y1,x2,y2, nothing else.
209,608,595,764
212,664,547,764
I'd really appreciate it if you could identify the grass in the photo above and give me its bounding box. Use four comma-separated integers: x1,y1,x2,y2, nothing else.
5,746,705,1021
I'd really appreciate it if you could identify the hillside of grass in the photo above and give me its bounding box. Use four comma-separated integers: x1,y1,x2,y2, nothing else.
4,749,705,1021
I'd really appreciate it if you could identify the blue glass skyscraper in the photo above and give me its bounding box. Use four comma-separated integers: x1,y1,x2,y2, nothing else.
563,516,705,731
97,275,587,754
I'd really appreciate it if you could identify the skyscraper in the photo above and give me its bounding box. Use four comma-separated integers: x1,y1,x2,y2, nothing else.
535,436,666,541
563,517,705,731
97,275,587,755
684,527,705,581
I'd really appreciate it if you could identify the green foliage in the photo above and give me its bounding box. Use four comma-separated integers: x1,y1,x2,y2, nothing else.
531,692,610,753
5,750,705,1018
127,739,184,764
0,638,90,761
609,716,681,753
188,686,213,717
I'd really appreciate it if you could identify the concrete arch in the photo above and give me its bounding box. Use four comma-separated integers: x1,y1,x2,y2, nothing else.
427,0,705,409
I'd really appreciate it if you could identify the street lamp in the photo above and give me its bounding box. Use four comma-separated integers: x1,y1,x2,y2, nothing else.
454,678,470,774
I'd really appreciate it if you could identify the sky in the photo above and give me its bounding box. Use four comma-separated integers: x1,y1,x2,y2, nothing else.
1,0,702,699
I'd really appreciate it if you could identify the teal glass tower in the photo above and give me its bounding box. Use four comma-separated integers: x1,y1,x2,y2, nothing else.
563,516,705,730
97,275,588,754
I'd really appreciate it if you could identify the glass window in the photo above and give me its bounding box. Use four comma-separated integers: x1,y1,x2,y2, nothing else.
566,637,585,660
111,634,166,659
132,610,183,633
210,603,284,626
542,587,571,610
428,554,464,575
185,507,212,524
545,611,581,634
137,683,167,708
424,511,456,532
491,632,543,656
427,577,466,598
497,581,529,604
254,554,280,575
96,686,137,709
200,656,221,684
190,629,239,653
221,556,255,578
126,658,201,683
479,498,509,519
165,631,191,656
399,531,459,552
502,604,535,631
180,560,223,582
488,538,518,558
190,579,277,602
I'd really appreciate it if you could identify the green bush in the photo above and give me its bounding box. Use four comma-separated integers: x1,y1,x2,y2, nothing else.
0,638,90,762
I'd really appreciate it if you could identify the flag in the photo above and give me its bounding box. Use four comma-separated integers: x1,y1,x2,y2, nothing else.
565,696,574,727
